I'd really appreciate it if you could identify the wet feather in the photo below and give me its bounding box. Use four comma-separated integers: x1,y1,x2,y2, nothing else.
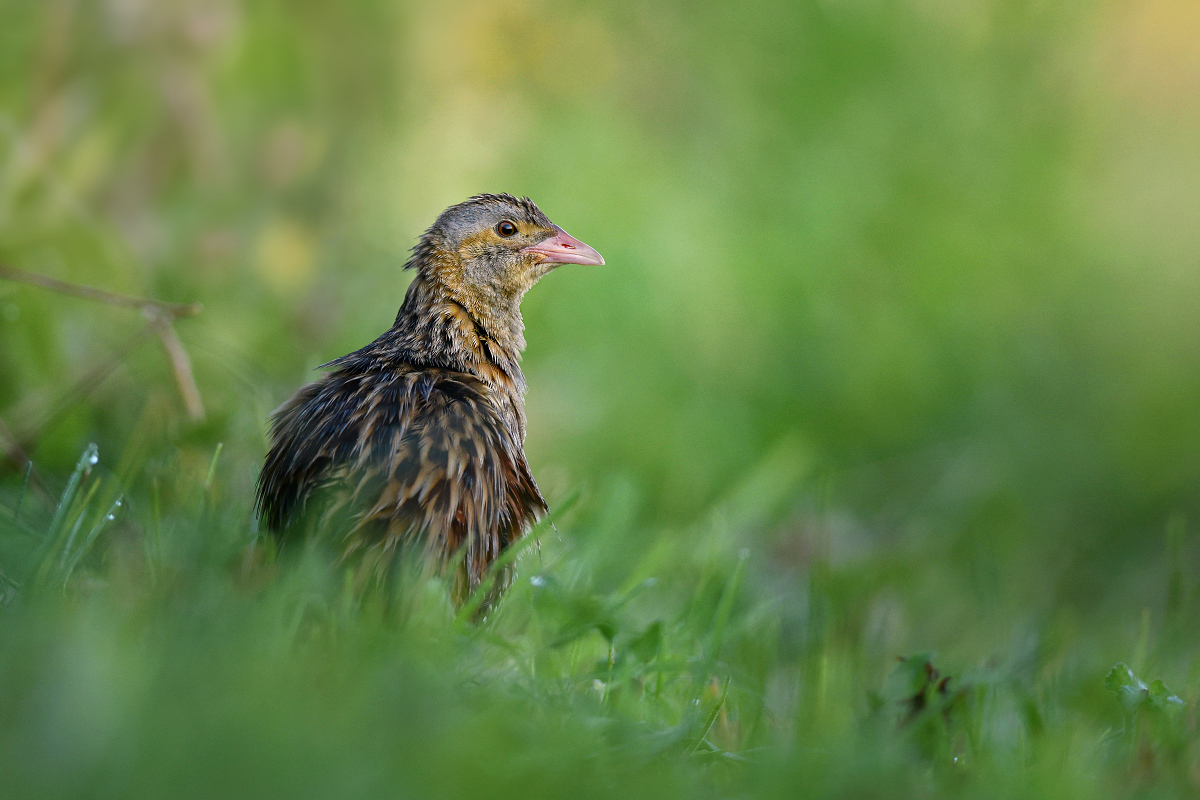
255,194,599,597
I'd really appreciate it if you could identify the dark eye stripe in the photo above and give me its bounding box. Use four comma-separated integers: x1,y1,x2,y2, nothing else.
496,221,518,237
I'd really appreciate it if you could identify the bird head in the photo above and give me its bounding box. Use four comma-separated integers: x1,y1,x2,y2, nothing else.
408,194,604,308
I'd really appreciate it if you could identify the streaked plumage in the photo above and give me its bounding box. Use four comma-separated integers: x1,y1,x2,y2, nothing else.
256,194,604,597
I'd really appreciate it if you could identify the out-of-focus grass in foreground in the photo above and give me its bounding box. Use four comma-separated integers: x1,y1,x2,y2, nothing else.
1,440,1195,798
2,1,1199,797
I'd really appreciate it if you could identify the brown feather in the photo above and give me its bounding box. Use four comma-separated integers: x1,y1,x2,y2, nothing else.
256,194,584,599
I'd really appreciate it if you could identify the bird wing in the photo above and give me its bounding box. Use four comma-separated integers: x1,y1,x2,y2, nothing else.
256,368,546,587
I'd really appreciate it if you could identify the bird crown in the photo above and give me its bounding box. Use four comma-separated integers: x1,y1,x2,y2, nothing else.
404,193,553,272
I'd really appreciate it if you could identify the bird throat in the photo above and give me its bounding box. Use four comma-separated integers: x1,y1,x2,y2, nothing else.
375,267,526,437
392,270,524,368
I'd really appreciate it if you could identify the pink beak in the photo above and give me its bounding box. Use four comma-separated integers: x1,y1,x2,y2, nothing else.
521,227,605,266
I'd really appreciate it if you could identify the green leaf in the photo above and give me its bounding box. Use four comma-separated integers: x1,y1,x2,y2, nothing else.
883,653,940,703
1147,679,1185,713
1105,662,1146,711
627,621,662,663
1106,663,1185,714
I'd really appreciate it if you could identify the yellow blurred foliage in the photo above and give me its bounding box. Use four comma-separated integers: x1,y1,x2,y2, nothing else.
1107,0,1200,105
253,219,316,294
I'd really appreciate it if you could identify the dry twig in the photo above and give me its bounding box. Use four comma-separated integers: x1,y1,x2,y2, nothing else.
0,264,206,465
0,265,201,320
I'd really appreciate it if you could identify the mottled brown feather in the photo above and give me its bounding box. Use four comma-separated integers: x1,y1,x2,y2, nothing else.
256,194,568,597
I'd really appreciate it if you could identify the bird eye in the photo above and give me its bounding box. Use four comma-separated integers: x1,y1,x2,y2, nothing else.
496,221,518,237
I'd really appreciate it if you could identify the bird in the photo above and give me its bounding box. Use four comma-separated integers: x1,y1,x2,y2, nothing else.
255,193,604,601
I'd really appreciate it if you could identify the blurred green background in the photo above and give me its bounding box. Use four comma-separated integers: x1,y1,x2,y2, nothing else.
2,0,1199,797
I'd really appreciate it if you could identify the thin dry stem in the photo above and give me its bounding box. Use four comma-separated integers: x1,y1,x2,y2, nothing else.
151,318,206,421
0,264,201,320
0,265,207,456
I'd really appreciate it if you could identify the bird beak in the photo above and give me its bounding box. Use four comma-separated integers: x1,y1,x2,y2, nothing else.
522,227,605,266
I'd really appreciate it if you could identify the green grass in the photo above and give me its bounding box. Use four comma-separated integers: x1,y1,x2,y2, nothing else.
0,440,1195,799
2,0,1200,796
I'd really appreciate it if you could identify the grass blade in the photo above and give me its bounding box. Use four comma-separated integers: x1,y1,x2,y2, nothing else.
708,547,749,664
33,444,98,587
454,491,582,628
47,443,98,541
13,460,31,524
62,494,123,584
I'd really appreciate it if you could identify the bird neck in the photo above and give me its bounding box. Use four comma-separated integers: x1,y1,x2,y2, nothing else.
388,273,527,394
